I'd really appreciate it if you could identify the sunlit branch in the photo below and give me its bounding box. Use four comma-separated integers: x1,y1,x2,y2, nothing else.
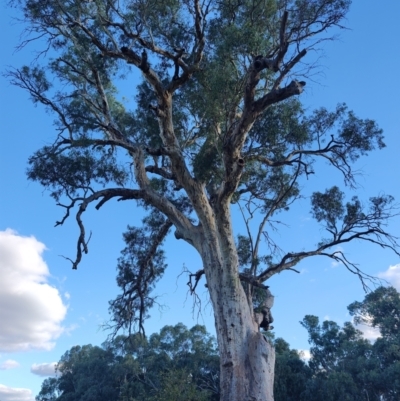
89,65,123,140
132,147,198,246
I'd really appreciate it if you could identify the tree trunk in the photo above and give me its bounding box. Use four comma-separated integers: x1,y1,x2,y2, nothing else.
201,247,275,401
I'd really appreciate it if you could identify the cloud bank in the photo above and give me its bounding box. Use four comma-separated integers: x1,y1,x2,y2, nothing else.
378,264,400,290
0,229,67,352
0,384,34,401
31,362,58,377
0,359,20,370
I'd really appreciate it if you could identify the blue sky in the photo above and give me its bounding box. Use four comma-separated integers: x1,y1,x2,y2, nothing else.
1,1,400,399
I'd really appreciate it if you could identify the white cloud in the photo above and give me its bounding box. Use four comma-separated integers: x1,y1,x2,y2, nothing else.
378,264,400,290
352,314,381,341
355,323,381,341
30,362,58,377
0,384,34,401
298,349,311,361
0,359,20,370
63,323,79,336
0,229,67,352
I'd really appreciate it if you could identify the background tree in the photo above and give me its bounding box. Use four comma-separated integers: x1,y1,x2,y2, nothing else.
7,0,399,399
36,324,218,401
273,337,311,401
37,288,400,401
348,286,400,400
300,316,373,401
115,324,219,400
300,286,400,401
36,345,119,401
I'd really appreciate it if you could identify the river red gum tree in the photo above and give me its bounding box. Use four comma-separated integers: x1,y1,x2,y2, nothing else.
8,0,398,400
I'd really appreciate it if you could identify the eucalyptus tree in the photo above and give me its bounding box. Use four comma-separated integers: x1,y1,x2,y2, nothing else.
8,0,399,400
273,338,311,401
300,287,400,401
36,324,218,401
36,345,119,401
349,286,400,400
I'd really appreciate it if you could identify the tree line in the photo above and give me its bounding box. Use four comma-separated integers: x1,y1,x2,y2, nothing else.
37,286,400,401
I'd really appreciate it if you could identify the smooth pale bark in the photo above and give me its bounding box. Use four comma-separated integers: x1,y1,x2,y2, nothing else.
207,257,275,401
198,224,275,401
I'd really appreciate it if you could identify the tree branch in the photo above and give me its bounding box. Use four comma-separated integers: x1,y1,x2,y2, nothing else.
245,134,357,184
108,217,172,336
57,188,145,269
132,147,198,246
258,221,400,284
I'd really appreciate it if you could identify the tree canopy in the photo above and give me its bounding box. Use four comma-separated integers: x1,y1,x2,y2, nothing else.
36,323,219,401
8,0,397,332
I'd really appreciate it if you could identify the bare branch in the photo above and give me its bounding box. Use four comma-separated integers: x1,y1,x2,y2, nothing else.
120,46,165,98
258,217,400,284
239,273,269,290
254,79,306,112
188,269,206,295
56,188,145,269
245,134,359,185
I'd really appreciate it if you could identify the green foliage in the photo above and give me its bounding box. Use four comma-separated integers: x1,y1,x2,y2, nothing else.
301,286,400,401
311,186,345,230
28,147,128,201
36,378,59,401
7,0,395,308
153,369,211,401
310,186,395,252
109,210,170,335
237,234,253,267
12,0,376,200
36,345,120,401
36,324,219,401
274,338,311,401
37,287,400,401
246,100,310,154
348,286,400,340
348,286,400,400
300,316,369,373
